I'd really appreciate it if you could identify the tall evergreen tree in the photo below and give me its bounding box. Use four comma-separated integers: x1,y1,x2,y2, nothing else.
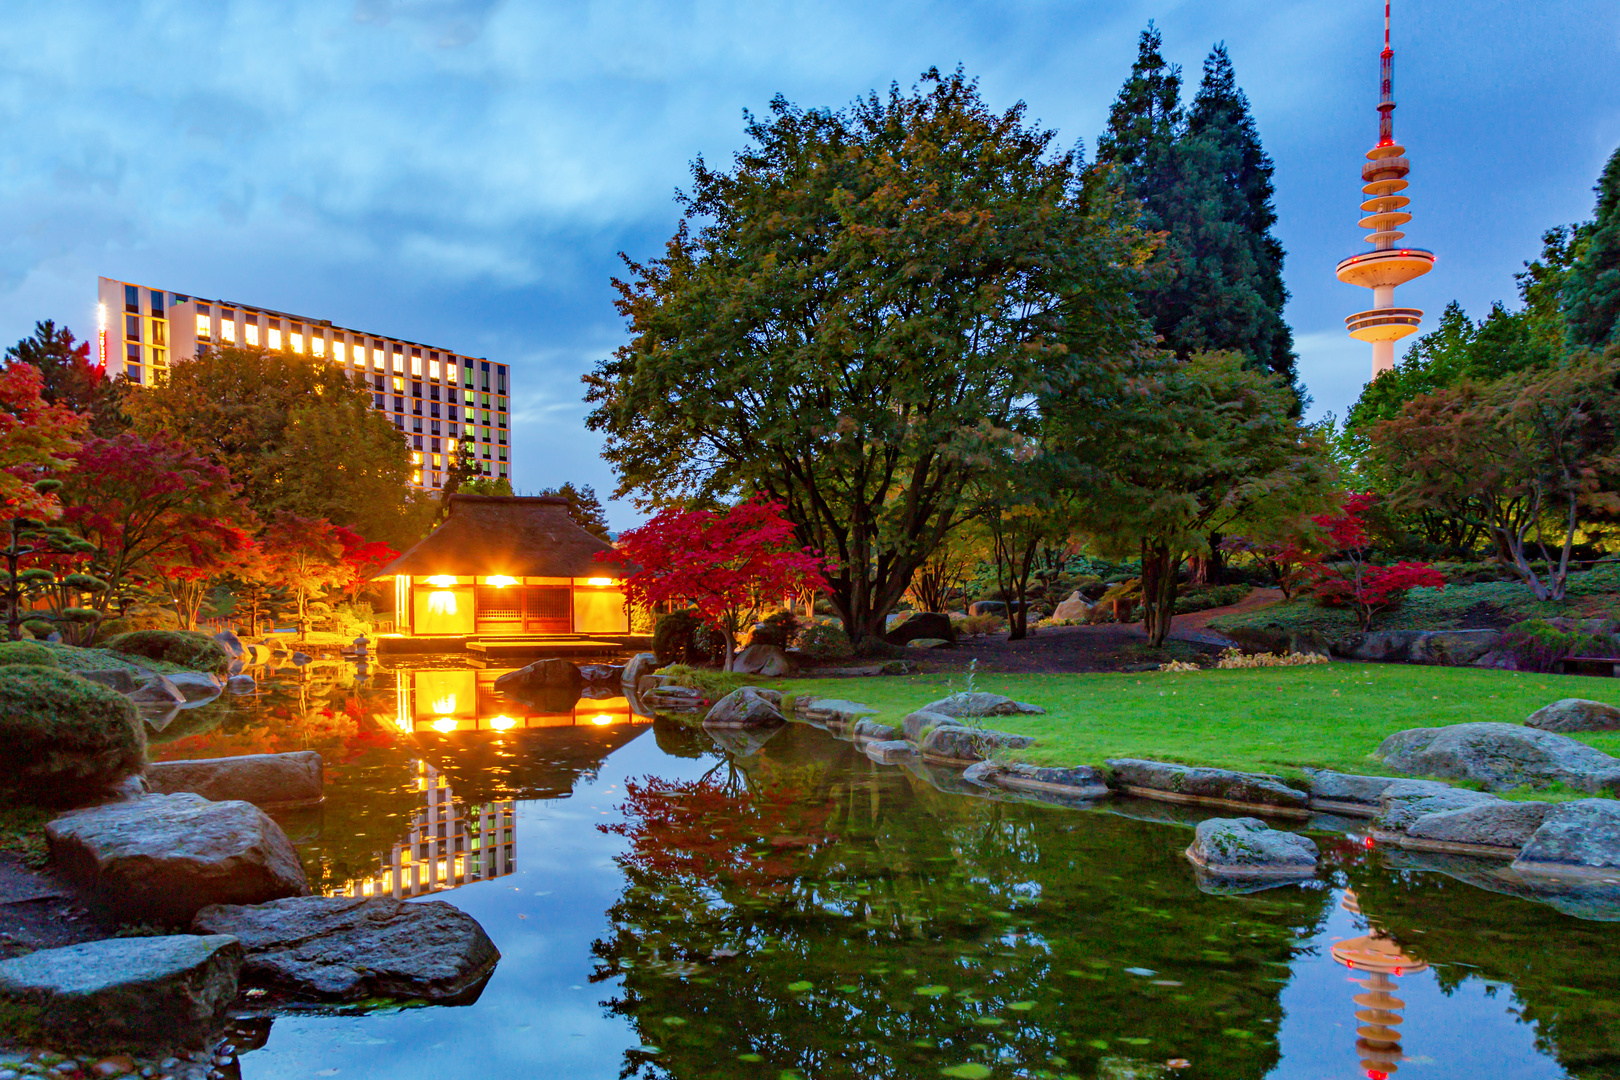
1096,23,1183,184
1565,145,1620,349
5,320,126,435
540,481,612,542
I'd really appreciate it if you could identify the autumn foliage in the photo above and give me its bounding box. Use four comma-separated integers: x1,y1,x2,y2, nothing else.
1306,494,1445,630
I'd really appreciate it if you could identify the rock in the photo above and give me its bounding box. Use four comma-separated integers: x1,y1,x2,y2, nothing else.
225,675,256,694
211,632,245,660
963,760,1109,799
621,652,658,688
918,725,1035,762
1334,630,1424,662
192,895,498,1003
104,630,229,675
862,739,915,764
1525,698,1620,734
161,671,224,704
0,666,147,806
1305,770,1403,813
1185,817,1319,879
1410,630,1504,666
145,752,324,810
46,793,309,924
731,643,795,677
129,674,185,705
1375,722,1620,793
78,669,138,694
884,612,955,646
1051,591,1091,622
0,935,242,1051
493,658,582,693
1104,759,1310,815
644,685,705,711
1512,799,1620,879
880,659,913,675
849,718,899,742
1286,629,1332,657
968,601,1009,617
1373,779,1501,833
289,652,312,665
800,698,879,724
1403,799,1553,852
702,725,783,759
919,692,1046,718
241,644,272,666
576,663,617,684
901,709,964,743
905,638,953,649
703,686,785,727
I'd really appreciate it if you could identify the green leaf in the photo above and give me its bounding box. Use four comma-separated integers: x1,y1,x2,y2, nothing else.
941,1066,993,1080
786,981,813,992
915,985,950,997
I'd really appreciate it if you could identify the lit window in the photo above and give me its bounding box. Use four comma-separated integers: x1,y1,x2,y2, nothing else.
431,453,441,467
290,334,303,353
221,320,236,344
411,451,421,464
392,352,404,374
412,471,422,484
372,349,384,371
429,360,440,380
312,336,325,357
149,320,166,346
411,355,422,377
393,376,404,392
269,328,282,350
195,314,211,339
333,341,345,363
245,324,259,346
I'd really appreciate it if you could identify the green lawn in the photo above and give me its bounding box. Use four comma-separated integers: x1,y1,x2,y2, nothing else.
777,664,1620,788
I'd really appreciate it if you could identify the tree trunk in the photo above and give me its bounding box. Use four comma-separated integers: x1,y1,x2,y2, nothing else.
1139,538,1181,648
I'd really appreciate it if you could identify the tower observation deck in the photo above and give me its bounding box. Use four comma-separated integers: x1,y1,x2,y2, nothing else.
1335,1,1436,378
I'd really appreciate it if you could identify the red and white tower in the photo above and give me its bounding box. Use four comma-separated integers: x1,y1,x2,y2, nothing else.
1336,2,1436,379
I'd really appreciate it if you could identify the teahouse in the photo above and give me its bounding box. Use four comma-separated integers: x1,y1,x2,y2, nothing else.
375,495,632,644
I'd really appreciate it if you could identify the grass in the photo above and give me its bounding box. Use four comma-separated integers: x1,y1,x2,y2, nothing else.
777,664,1620,793
0,804,51,867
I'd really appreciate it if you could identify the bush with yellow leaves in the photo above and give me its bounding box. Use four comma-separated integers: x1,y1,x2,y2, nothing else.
1159,648,1331,673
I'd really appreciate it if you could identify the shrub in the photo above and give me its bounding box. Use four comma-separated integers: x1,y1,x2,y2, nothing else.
0,642,57,668
954,614,1006,637
1172,584,1251,615
94,603,181,641
22,620,54,640
0,666,146,806
653,610,728,666
798,622,852,658
1500,619,1607,673
750,609,802,649
103,629,230,674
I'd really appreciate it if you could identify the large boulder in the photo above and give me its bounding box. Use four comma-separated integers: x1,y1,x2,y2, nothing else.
1305,770,1403,814
1373,779,1501,833
103,630,230,675
902,708,964,743
46,793,309,924
919,692,1046,719
77,668,139,694
145,751,324,810
884,612,955,646
192,895,499,1003
576,663,618,684
1409,630,1504,666
0,935,242,1051
1375,722,1620,793
212,630,246,660
1184,817,1319,879
1051,591,1091,623
963,760,1109,799
918,725,1035,763
799,698,879,725
0,665,146,806
704,686,786,728
621,652,658,688
1334,630,1425,662
1525,698,1620,734
129,673,186,705
1511,799,1620,879
1105,759,1310,814
1403,799,1553,852
162,670,225,704
492,658,582,694
732,643,795,677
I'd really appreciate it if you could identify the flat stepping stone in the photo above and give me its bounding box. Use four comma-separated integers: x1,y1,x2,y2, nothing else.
919,693,1045,718
1186,818,1318,894
192,895,499,1003
1105,759,1310,817
963,761,1108,800
145,751,323,810
0,935,241,1051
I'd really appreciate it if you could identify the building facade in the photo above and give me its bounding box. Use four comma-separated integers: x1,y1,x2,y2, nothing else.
95,276,511,491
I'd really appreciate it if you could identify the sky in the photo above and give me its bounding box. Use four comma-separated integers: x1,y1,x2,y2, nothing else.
2,1,1616,529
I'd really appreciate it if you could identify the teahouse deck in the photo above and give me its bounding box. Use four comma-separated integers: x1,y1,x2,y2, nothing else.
377,633,651,661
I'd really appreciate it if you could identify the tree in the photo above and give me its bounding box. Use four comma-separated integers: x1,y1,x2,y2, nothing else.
1367,349,1620,601
333,525,399,607
1565,145,1620,349
1071,351,1335,646
439,440,483,519
56,434,249,613
968,437,1082,640
122,344,423,550
5,321,127,435
2,482,102,642
539,481,611,541
0,360,84,519
607,498,829,670
585,68,1150,647
1306,494,1445,631
160,523,254,630
260,513,352,636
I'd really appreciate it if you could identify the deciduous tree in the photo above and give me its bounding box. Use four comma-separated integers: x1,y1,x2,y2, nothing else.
259,513,351,635
0,361,84,519
5,321,127,435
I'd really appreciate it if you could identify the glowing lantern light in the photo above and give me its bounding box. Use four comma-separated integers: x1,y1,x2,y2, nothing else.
488,715,516,731
425,575,457,587
591,714,614,726
430,694,457,713
485,575,517,588
427,591,458,616
586,577,614,587
431,718,458,733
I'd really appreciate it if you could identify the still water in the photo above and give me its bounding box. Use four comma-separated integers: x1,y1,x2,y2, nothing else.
150,658,1620,1080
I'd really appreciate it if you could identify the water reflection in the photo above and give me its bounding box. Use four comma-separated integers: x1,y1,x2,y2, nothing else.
1331,890,1428,1079
328,761,517,901
392,667,642,732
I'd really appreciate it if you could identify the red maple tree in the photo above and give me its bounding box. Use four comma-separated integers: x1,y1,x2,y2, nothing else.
0,360,84,518
332,525,399,606
1308,493,1445,631
603,498,828,670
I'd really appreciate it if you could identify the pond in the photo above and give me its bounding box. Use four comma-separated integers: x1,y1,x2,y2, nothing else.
149,658,1620,1080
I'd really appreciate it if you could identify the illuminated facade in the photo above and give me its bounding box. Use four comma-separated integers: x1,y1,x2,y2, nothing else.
393,667,648,733
1335,2,1437,379
93,276,511,491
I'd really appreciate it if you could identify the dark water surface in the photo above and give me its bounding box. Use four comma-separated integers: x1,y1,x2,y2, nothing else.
151,659,1620,1080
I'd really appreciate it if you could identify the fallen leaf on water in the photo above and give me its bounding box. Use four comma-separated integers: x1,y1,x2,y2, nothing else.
1167,1060,1191,1070
940,1066,993,1080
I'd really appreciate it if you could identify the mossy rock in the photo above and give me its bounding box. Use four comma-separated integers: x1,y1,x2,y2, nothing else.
0,666,146,806
94,604,180,641
0,641,57,667
103,630,230,675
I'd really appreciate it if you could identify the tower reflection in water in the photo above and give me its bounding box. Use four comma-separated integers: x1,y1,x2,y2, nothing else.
329,760,517,900
1330,889,1428,1079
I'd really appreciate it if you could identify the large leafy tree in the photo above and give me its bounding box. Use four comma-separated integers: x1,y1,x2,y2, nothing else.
5,321,127,436
1565,145,1620,349
1070,351,1335,646
1099,30,1296,388
0,361,83,519
585,68,1150,645
123,344,429,550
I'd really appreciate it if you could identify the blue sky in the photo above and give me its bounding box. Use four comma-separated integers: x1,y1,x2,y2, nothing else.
2,1,1616,528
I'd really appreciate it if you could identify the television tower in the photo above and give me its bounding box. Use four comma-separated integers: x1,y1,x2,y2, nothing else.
1336,2,1436,379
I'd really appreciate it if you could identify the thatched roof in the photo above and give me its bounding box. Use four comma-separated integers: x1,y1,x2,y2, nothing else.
376,495,625,579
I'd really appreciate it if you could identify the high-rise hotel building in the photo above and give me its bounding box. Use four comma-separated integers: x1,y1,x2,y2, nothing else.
94,276,511,491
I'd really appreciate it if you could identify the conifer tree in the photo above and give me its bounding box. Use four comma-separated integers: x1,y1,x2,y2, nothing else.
5,321,127,435
1565,145,1620,349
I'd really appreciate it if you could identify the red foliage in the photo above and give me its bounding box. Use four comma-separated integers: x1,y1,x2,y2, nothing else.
0,360,84,517
603,498,828,666
331,524,399,604
1307,494,1444,630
